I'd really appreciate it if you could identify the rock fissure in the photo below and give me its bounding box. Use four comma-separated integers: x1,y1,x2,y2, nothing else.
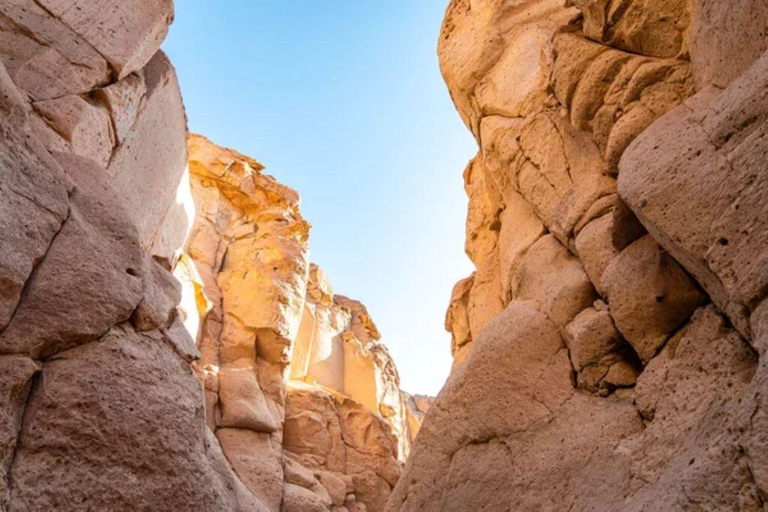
29,0,119,84
0,203,71,343
4,362,41,499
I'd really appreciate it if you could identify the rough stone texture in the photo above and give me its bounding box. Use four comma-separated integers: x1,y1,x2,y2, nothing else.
0,356,39,508
180,136,425,510
403,394,434,444
0,152,145,358
0,62,71,332
620,52,768,339
0,0,172,101
10,0,768,509
10,326,258,511
602,235,707,362
393,0,768,509
0,8,262,504
0,3,427,510
690,0,768,90
28,48,190,264
284,383,403,512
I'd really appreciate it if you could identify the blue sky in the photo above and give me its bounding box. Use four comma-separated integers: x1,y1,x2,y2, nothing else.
163,2,476,396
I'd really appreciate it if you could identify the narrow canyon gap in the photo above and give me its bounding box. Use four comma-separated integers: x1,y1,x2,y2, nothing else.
0,1,767,512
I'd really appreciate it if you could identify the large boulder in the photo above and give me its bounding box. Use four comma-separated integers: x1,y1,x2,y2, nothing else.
620,52,768,338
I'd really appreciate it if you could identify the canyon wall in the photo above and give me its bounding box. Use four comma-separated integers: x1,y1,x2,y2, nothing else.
0,3,421,511
389,0,768,510
180,134,424,511
0,2,252,509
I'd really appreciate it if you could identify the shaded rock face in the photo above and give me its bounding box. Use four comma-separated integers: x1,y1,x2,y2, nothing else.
179,135,426,511
0,3,420,511
390,0,768,510
0,3,258,509
4,4,192,264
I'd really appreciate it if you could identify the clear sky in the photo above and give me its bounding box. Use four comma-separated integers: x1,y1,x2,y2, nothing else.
163,2,477,396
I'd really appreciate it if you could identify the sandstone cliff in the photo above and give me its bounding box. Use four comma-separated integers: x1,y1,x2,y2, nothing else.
390,0,768,510
0,3,253,510
179,134,423,511
0,3,422,511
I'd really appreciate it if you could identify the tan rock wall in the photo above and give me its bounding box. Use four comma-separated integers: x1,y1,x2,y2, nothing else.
390,0,768,509
180,136,426,511
0,3,423,511
0,3,259,508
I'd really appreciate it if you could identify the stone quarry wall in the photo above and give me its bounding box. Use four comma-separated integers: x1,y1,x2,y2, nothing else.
389,0,768,510
0,3,422,511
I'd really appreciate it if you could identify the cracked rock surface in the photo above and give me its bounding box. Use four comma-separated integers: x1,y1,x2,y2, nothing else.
178,134,427,511
0,2,423,511
389,0,768,510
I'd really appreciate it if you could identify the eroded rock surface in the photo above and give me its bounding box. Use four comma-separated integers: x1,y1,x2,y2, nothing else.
0,4,254,505
178,135,427,511
0,3,420,511
390,0,768,509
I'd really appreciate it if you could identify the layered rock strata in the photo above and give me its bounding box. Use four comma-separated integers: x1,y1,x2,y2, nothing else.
390,0,768,510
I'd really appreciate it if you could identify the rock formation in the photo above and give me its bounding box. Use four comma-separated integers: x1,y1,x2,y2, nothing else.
179,134,423,511
0,2,253,510
0,2,422,511
4,0,766,510
389,0,768,510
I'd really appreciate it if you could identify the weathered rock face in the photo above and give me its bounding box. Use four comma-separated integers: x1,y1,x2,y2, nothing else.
0,3,259,509
179,135,426,511
389,0,768,509
0,3,422,511
4,2,192,265
290,264,415,462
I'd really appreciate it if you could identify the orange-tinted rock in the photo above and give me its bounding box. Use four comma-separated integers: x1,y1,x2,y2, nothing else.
401,0,768,508
284,382,404,511
602,236,706,362
180,136,417,511
569,0,691,58
512,235,597,330
445,275,473,363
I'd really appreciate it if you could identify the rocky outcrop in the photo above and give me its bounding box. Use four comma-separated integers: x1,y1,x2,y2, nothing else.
179,135,426,511
0,3,422,511
0,3,258,510
2,0,191,264
390,0,768,510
